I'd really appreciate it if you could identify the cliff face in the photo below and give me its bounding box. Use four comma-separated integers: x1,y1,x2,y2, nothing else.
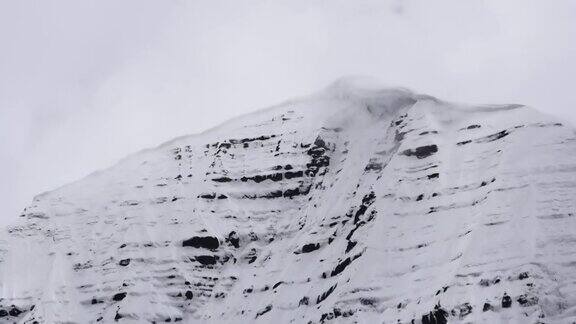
2,79,576,323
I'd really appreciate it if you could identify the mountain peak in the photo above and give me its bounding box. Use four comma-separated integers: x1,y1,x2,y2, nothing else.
1,84,576,323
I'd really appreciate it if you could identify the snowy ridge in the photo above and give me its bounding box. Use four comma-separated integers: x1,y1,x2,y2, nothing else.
1,79,576,323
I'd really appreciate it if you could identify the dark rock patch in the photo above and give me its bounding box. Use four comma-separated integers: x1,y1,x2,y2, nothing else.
237,135,276,144
185,291,193,300
477,130,510,143
353,192,376,224
402,145,438,159
262,190,283,199
479,277,501,287
8,306,22,317
306,137,331,177
331,258,352,277
195,255,218,266
241,172,284,183
119,259,130,266
457,140,472,146
319,308,354,323
182,236,219,250
427,173,440,179
226,231,240,248
255,305,272,318
245,249,258,264
346,210,377,242
285,170,304,179
345,241,357,253
502,293,512,308
484,221,507,226
421,305,448,324
316,284,337,304
364,161,383,172
283,185,311,198
301,243,320,253
452,303,472,319
212,177,232,183
517,294,538,307
113,292,127,302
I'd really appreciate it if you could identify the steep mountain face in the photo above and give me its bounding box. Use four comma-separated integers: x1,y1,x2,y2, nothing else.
2,79,576,324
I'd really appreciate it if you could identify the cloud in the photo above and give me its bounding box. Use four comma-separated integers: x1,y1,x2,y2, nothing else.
1,0,575,226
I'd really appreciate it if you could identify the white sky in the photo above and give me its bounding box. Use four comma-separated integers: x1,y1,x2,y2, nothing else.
1,0,575,226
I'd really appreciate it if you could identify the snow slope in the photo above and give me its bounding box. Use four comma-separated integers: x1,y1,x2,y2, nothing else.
2,78,576,323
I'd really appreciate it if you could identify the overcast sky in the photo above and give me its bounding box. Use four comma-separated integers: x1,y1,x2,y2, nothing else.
1,0,575,226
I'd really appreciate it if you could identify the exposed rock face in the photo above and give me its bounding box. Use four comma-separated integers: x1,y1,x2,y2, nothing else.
1,79,576,323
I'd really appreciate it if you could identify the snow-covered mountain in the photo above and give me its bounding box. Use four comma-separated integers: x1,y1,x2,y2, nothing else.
2,78,576,323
